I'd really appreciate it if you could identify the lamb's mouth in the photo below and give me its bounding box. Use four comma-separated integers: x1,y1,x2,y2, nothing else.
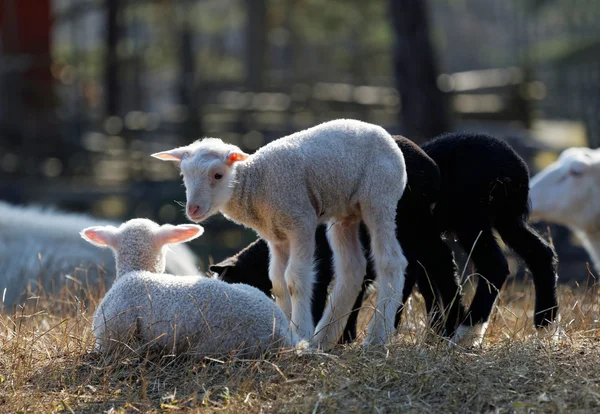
187,213,206,223
188,208,213,223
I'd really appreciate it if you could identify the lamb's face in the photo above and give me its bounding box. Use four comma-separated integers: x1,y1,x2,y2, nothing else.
180,152,233,223
151,138,249,224
530,148,600,231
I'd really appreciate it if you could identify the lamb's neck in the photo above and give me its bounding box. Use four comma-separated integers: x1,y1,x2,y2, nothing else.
115,255,166,279
577,230,600,275
221,162,252,224
115,262,141,279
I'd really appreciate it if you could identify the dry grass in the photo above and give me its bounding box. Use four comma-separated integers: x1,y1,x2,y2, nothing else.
2,274,600,414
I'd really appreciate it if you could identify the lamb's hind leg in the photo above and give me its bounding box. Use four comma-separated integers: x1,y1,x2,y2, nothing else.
362,204,408,347
495,218,559,327
341,276,373,344
285,228,317,341
269,241,291,319
312,221,366,350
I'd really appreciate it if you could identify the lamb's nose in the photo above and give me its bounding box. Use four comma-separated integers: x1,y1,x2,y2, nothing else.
187,204,200,217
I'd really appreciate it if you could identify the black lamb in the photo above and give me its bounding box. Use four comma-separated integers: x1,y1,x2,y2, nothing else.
422,132,558,344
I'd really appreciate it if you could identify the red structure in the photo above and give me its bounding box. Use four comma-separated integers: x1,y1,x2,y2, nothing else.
0,0,53,113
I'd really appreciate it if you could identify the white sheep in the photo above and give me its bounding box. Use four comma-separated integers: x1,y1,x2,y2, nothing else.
152,119,409,349
0,201,199,308
530,147,600,273
81,218,297,357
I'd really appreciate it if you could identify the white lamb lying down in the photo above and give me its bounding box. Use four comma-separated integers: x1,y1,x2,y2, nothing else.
81,218,297,357
0,201,199,308
530,147,600,273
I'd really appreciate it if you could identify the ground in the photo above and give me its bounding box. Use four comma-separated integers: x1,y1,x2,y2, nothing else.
1,275,600,413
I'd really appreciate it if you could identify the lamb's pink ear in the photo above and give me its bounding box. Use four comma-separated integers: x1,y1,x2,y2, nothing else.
80,226,119,247
225,150,249,166
155,224,204,247
151,146,190,162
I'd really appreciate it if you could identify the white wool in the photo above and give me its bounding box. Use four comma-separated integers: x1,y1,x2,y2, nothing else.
0,201,199,308
153,119,409,349
84,218,297,357
530,147,600,272
93,272,296,357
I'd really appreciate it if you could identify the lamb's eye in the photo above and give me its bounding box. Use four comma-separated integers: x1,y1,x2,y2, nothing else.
570,169,583,177
214,173,223,180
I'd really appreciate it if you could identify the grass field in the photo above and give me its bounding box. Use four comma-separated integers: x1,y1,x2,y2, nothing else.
1,274,600,413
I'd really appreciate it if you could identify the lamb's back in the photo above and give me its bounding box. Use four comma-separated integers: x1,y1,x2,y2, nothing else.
94,273,293,356
244,119,405,220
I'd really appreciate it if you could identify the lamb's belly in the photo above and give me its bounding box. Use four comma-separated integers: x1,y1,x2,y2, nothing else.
322,203,362,226
256,225,289,244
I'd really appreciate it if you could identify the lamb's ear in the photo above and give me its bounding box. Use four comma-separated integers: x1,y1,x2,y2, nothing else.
225,150,249,166
151,146,190,163
569,159,589,176
80,226,119,248
155,224,204,247
209,257,237,277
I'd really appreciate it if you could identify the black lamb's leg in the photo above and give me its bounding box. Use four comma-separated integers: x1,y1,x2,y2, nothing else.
454,226,509,346
495,218,559,327
394,260,419,329
311,266,333,328
416,234,465,338
311,225,336,332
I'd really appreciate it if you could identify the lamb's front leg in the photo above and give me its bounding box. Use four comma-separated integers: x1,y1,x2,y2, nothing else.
285,229,317,341
269,242,292,318
312,221,366,350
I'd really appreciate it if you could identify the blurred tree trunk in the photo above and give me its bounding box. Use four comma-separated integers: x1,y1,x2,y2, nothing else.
246,0,266,91
389,0,449,143
178,11,203,139
105,0,119,116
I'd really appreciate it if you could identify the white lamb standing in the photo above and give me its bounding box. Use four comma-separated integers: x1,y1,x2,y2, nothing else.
152,119,409,349
81,218,297,357
0,201,199,307
530,147,600,274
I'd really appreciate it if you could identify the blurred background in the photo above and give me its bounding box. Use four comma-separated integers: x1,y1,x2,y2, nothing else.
1,0,598,280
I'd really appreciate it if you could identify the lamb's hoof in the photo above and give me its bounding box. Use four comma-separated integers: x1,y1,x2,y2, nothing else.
536,317,564,342
533,302,559,328
292,340,317,356
362,333,388,350
310,335,336,352
294,325,315,344
364,320,394,349
448,323,488,349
